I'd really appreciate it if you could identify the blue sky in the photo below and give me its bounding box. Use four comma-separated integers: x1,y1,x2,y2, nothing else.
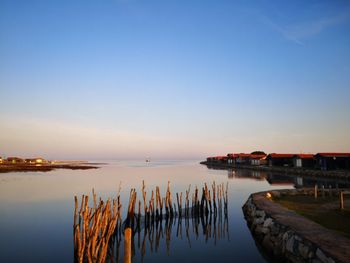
1,0,350,159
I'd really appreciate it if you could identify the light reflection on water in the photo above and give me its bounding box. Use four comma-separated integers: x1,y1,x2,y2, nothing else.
0,160,349,262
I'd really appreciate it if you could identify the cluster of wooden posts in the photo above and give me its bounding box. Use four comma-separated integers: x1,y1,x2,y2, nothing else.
107,194,229,262
313,184,350,210
73,181,229,263
74,188,122,263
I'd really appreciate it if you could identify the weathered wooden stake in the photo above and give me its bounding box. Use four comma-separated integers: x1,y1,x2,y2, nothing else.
314,184,318,199
176,193,181,218
123,228,132,263
340,191,344,210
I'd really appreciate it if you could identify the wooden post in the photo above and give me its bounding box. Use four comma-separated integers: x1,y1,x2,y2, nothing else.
185,185,191,217
212,181,217,215
155,187,159,221
142,180,147,217
160,197,164,220
340,191,344,210
226,182,228,202
123,228,132,263
195,188,198,216
208,190,212,214
92,188,97,211
314,184,318,199
200,188,205,216
180,192,183,218
165,193,169,218
151,190,155,221
138,200,141,218
176,193,181,218
74,196,78,227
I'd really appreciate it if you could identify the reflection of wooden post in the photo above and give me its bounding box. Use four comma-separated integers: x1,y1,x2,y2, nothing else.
124,228,132,263
314,184,318,199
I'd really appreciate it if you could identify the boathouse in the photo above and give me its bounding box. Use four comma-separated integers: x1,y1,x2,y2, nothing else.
250,152,267,166
25,158,47,164
215,156,228,164
206,157,214,163
6,157,25,164
315,153,350,170
266,154,295,167
292,154,314,168
207,156,228,164
227,153,238,164
236,153,252,165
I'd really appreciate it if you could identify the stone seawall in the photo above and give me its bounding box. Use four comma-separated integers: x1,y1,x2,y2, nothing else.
242,189,350,263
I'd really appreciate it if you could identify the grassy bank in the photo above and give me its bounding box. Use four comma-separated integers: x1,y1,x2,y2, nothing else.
274,194,350,238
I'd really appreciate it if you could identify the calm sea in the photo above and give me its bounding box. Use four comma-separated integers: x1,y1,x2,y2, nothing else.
1,160,348,262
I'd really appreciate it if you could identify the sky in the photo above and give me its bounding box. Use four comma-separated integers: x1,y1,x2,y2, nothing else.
0,0,350,160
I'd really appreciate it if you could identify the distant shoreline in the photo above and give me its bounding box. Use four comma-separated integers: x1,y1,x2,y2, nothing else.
0,163,100,173
200,161,350,180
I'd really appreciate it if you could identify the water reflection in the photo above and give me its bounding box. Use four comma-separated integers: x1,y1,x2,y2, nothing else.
207,166,350,189
227,169,266,181
6,161,347,263
108,210,229,262
73,181,230,263
266,172,350,189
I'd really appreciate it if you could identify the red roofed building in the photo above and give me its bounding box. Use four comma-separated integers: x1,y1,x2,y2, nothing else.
250,154,267,166
266,154,296,167
227,153,239,164
206,157,215,163
236,153,252,165
293,154,315,168
315,153,350,170
6,157,25,164
226,152,267,166
25,158,47,165
206,156,228,164
227,153,267,166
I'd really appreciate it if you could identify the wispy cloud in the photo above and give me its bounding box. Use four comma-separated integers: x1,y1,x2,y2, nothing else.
262,12,350,45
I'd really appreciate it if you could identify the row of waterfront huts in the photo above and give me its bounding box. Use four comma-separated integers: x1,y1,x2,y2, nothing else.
0,156,48,165
206,152,350,171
